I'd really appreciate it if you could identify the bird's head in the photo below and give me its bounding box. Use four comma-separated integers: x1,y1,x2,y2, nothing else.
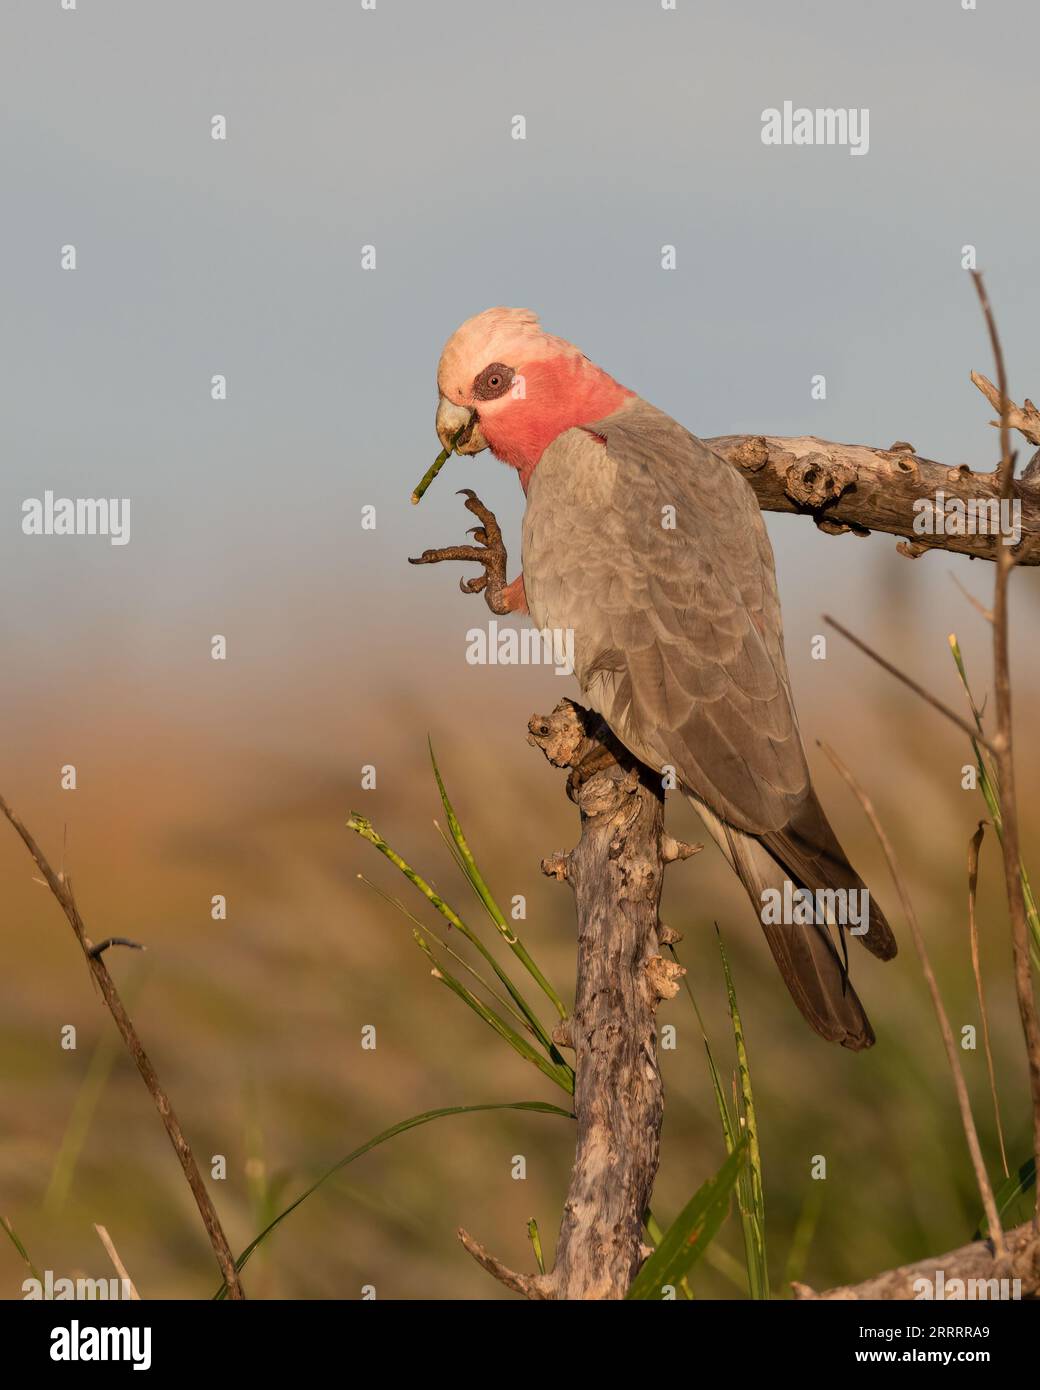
435,307,634,490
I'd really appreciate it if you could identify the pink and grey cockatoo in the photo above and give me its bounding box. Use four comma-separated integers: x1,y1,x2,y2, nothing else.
414,307,896,1050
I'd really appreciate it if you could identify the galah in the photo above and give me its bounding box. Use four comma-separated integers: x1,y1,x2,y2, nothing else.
413,307,897,1050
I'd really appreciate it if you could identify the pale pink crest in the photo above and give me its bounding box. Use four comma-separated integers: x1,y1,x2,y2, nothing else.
436,307,635,486
436,307,584,403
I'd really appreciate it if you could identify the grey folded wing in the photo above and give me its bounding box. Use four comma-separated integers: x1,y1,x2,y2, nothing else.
522,397,811,836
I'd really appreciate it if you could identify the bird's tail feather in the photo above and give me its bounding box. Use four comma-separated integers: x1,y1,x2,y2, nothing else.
761,788,897,963
686,794,879,1051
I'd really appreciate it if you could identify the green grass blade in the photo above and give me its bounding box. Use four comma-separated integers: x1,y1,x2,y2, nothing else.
413,930,574,1093
1,1215,41,1283
44,1024,121,1215
644,1209,694,1299
428,741,567,1017
718,932,769,1299
703,1238,756,1292
627,1140,748,1300
359,872,536,1037
347,813,561,1055
781,1184,824,1292
44,965,145,1214
973,1156,1036,1240
670,947,739,1149
527,1218,546,1275
949,635,1040,970
213,1100,573,1298
433,816,473,883
670,940,760,1298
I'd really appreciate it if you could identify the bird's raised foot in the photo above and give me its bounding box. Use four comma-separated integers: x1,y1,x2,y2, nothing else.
408,489,512,614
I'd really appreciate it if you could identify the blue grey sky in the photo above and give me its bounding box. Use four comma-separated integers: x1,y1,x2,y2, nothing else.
2,0,1037,740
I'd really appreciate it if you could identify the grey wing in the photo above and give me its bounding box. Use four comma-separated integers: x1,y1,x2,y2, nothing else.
523,399,810,836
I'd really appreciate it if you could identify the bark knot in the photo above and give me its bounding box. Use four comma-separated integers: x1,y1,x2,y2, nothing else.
728,435,771,471
645,954,685,1001
782,452,857,509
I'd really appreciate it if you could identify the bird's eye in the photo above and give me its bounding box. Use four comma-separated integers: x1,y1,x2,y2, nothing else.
472,362,514,401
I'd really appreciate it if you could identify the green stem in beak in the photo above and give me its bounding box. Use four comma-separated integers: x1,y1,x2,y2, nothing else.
411,426,465,505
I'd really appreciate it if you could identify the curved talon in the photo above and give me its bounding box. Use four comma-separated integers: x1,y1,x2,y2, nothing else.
459,490,502,531
411,490,510,613
409,545,489,566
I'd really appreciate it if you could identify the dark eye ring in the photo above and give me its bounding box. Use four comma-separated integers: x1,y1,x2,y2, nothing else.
472,362,514,400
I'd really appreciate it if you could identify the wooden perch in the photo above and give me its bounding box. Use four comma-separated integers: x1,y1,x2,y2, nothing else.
459,700,679,1299
792,1220,1040,1301
706,430,1040,565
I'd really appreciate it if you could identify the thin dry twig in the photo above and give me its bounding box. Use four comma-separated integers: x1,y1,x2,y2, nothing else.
457,1227,546,1299
967,821,1009,1179
950,572,994,625
970,370,1040,447
971,271,1040,1233
822,613,997,752
819,742,1006,1258
94,1224,141,1300
0,792,245,1299
88,937,146,959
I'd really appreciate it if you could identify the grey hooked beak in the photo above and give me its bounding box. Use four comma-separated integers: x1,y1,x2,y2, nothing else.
436,396,488,455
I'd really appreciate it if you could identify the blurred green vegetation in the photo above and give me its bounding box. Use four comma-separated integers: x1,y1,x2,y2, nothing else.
1,558,1038,1299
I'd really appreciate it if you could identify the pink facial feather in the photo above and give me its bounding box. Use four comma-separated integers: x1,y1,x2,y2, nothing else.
437,308,634,491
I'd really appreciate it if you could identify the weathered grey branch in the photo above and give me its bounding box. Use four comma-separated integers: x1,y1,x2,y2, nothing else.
459,700,678,1299
792,1221,1040,1300
706,430,1040,565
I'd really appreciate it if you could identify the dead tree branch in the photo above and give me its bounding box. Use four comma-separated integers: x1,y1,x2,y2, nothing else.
458,700,677,1299
0,792,246,1300
707,429,1040,564
792,1220,1039,1300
